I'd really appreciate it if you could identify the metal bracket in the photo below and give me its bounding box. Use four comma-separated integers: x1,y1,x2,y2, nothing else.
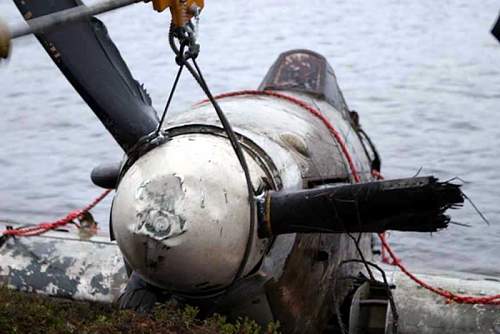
348,280,393,334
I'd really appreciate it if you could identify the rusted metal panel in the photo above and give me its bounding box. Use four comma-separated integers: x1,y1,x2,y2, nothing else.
266,233,371,334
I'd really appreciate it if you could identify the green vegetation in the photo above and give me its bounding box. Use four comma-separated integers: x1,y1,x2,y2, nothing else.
0,287,280,334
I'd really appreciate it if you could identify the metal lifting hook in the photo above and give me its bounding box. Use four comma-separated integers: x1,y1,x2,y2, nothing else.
151,0,204,29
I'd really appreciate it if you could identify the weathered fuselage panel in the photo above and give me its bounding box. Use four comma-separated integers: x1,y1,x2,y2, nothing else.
0,221,127,303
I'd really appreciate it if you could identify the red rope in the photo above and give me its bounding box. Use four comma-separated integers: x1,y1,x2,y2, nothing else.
371,169,384,180
2,189,112,237
378,233,500,304
198,90,361,183
205,90,500,305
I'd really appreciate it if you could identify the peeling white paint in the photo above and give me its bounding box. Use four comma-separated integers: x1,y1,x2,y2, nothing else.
133,175,188,244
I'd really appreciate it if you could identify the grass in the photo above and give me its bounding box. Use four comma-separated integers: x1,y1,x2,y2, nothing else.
0,287,280,334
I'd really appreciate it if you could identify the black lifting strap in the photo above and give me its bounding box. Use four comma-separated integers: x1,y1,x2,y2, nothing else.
161,23,257,287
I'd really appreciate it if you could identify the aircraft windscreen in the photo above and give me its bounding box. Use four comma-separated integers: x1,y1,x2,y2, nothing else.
259,49,348,112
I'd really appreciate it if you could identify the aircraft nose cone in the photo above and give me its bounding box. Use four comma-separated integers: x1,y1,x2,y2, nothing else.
111,133,269,294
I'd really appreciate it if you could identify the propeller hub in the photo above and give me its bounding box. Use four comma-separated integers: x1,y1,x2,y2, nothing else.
111,133,269,294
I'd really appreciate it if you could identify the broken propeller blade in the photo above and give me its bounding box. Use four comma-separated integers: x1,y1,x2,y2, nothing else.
258,176,464,237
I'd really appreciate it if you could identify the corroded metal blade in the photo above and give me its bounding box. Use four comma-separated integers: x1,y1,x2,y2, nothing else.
12,0,159,153
261,176,464,236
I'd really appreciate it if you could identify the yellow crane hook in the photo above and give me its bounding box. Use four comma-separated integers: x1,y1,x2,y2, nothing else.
151,0,204,28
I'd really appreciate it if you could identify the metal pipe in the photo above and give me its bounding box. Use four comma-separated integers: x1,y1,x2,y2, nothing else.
10,0,141,39
0,0,142,58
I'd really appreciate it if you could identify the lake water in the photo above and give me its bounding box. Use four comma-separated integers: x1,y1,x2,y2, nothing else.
0,0,499,276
